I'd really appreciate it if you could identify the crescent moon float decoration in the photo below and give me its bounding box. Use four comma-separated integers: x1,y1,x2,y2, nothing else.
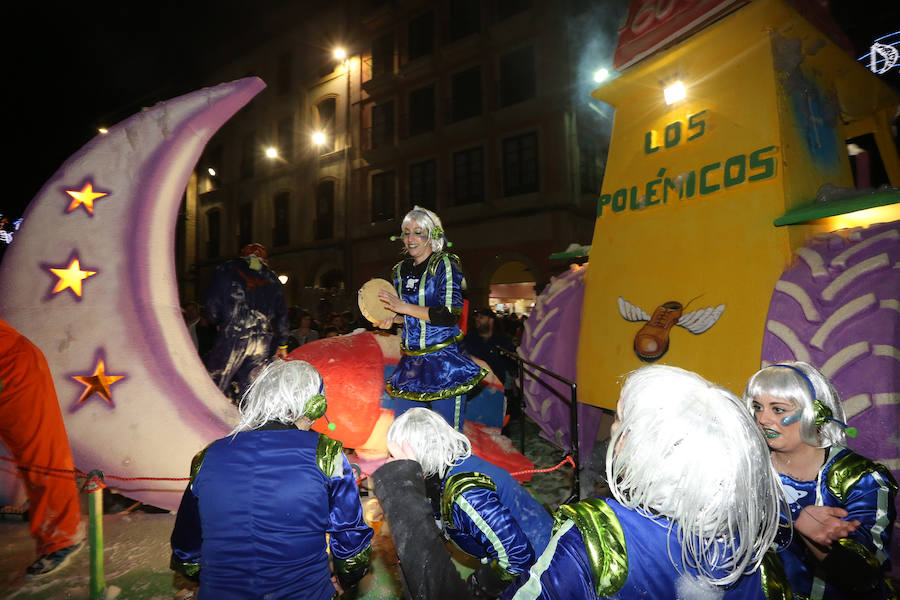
0,78,265,510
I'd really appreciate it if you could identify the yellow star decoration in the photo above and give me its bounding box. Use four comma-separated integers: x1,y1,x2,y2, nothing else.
65,182,107,214
49,257,97,297
73,359,124,405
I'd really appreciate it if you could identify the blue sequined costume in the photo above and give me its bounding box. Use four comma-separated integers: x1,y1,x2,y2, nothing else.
203,258,289,396
776,446,897,600
436,455,554,582
386,252,487,426
170,424,373,600
504,497,791,600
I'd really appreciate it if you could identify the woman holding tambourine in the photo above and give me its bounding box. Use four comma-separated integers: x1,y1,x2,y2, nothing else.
370,206,486,431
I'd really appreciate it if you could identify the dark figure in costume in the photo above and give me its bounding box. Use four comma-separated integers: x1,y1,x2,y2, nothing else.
0,317,84,579
505,365,792,600
745,362,897,600
387,408,552,598
376,206,487,431
203,243,289,398
170,359,373,599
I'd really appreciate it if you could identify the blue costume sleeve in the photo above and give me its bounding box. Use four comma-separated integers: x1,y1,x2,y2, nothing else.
439,255,465,312
327,454,374,585
451,486,537,576
838,468,897,569
170,450,208,578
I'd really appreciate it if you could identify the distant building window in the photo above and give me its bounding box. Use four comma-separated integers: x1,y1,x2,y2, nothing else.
277,52,292,95
409,159,437,211
238,202,253,248
316,98,336,153
372,101,395,148
240,132,256,179
496,0,532,21
451,66,482,122
277,117,294,161
452,146,484,205
371,171,396,222
503,131,539,196
372,32,394,77
408,10,434,61
206,209,221,259
408,85,435,136
316,180,335,240
580,136,598,194
449,0,480,42
273,192,290,247
499,46,536,107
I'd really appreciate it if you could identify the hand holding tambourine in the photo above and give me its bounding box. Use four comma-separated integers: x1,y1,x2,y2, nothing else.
358,279,402,328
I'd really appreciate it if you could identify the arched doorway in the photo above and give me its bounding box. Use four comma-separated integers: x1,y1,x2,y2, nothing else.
488,260,536,316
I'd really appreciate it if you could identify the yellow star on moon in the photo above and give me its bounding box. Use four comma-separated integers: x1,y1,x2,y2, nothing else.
73,359,125,405
49,257,97,297
66,182,107,214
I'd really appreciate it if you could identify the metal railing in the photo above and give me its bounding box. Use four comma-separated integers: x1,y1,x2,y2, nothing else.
498,347,587,501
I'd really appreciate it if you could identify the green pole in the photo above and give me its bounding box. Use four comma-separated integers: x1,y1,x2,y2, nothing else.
85,470,105,600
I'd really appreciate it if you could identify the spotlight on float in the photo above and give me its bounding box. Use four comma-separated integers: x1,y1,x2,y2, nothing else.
593,68,609,83
664,81,686,105
278,274,288,285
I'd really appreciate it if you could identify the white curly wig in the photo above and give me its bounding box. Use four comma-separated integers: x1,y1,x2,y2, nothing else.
231,359,324,434
387,407,471,478
607,365,785,587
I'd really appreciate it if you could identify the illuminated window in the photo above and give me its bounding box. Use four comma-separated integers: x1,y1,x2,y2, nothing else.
316,98,336,153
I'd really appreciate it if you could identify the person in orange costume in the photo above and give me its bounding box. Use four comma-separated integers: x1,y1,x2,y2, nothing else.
0,317,83,579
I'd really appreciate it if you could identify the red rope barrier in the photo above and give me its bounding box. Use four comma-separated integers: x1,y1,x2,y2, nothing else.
0,455,189,482
510,455,575,477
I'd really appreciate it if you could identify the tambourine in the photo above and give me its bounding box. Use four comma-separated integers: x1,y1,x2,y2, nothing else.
358,278,398,324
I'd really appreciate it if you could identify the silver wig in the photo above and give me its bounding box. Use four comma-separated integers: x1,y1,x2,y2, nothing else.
743,361,847,448
387,407,471,478
231,359,324,434
607,365,785,587
401,205,446,253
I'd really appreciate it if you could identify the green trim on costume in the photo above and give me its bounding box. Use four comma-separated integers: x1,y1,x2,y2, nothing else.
385,368,488,401
401,331,466,356
189,446,210,486
511,520,574,599
169,554,201,578
836,537,882,570
316,434,344,478
441,472,497,526
418,261,427,348
442,254,453,309
759,550,793,600
826,451,898,504
334,544,372,579
426,251,460,276
455,494,512,571
555,498,628,597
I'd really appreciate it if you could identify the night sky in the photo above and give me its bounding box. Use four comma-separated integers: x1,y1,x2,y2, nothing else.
4,1,898,224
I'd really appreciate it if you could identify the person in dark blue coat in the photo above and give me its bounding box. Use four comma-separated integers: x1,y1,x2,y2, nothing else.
203,243,289,400
386,407,553,598
170,359,373,599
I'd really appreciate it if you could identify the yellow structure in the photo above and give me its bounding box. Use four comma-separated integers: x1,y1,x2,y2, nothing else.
578,0,900,409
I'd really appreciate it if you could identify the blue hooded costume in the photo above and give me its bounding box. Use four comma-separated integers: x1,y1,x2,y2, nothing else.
203,257,289,396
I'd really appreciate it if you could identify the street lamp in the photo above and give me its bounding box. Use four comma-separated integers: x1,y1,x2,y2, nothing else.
265,147,279,159
333,47,347,61
312,131,327,146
